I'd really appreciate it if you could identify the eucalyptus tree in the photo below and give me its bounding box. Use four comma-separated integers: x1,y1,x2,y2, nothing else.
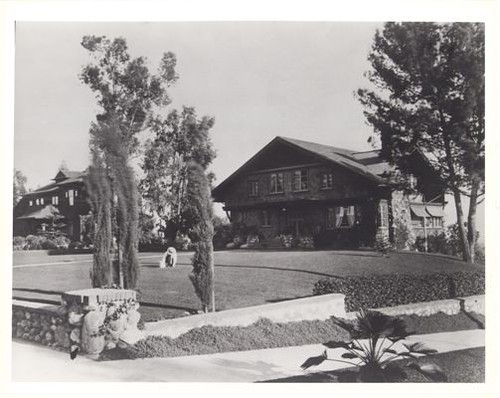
80,35,177,287
141,106,216,244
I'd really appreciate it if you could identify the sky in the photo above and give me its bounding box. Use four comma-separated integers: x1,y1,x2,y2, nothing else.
14,21,484,237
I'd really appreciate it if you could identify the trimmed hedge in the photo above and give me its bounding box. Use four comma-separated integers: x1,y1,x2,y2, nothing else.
313,270,485,311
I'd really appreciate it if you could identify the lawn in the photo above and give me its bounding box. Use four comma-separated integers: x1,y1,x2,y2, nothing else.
12,249,483,322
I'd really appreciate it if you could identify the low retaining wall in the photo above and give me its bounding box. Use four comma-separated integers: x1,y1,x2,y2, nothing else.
145,293,346,338
12,300,68,348
344,294,485,319
13,288,144,355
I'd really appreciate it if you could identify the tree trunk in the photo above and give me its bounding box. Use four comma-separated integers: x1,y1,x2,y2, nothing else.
467,178,480,264
452,188,472,263
207,240,215,312
164,220,179,247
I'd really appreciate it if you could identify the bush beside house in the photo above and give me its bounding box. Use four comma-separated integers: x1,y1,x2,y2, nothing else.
13,235,71,251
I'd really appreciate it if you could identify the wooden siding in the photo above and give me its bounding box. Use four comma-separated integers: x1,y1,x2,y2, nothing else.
222,163,378,209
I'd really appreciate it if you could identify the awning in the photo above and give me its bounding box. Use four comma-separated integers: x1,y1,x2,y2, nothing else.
426,205,444,217
17,204,61,220
410,204,427,218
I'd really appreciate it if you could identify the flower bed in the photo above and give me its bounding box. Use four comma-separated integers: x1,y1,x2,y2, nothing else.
101,310,484,360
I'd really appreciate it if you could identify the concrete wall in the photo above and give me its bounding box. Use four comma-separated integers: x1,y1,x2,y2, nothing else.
145,293,346,338
344,295,485,319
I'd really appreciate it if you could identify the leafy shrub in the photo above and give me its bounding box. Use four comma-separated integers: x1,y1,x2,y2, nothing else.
412,224,485,264
14,235,71,250
279,234,294,248
213,218,233,250
313,270,485,311
41,238,58,250
474,244,485,263
295,235,315,249
301,309,445,382
13,236,26,250
174,234,192,251
25,235,44,250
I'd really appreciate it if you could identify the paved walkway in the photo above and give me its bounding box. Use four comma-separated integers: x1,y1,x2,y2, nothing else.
11,329,484,382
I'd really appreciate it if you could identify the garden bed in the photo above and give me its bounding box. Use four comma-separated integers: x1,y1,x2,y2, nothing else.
98,311,485,360
263,347,485,383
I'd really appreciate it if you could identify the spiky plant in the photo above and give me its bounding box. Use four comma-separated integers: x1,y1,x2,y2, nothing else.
301,309,446,382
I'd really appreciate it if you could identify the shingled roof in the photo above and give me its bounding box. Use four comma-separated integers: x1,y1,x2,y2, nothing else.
23,170,85,196
212,136,395,198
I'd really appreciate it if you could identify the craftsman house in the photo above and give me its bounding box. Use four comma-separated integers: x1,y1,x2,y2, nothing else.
212,136,446,249
13,170,91,242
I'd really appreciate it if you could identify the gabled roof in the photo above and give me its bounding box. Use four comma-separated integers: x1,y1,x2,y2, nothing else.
16,204,61,220
212,136,394,198
23,170,85,197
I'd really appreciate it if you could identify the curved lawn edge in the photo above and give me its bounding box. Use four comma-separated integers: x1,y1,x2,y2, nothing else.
98,311,485,361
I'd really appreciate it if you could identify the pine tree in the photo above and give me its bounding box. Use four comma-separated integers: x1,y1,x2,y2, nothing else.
358,23,484,263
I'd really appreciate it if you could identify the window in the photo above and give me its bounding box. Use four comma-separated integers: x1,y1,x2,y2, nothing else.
408,174,417,189
40,198,44,205
326,206,358,229
321,172,334,190
248,181,259,197
270,172,284,194
292,170,308,191
68,189,74,206
74,190,78,197
52,196,59,205
35,198,40,206
261,210,271,227
239,211,247,224
428,217,442,228
29,200,33,206
326,208,336,230
379,200,389,228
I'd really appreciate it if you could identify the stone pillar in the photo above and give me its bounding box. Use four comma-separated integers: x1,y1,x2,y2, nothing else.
61,288,142,355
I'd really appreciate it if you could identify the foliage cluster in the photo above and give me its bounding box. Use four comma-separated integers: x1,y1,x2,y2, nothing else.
184,162,215,312
80,34,178,289
13,235,70,251
412,223,485,263
358,22,485,262
313,270,485,311
301,309,446,382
